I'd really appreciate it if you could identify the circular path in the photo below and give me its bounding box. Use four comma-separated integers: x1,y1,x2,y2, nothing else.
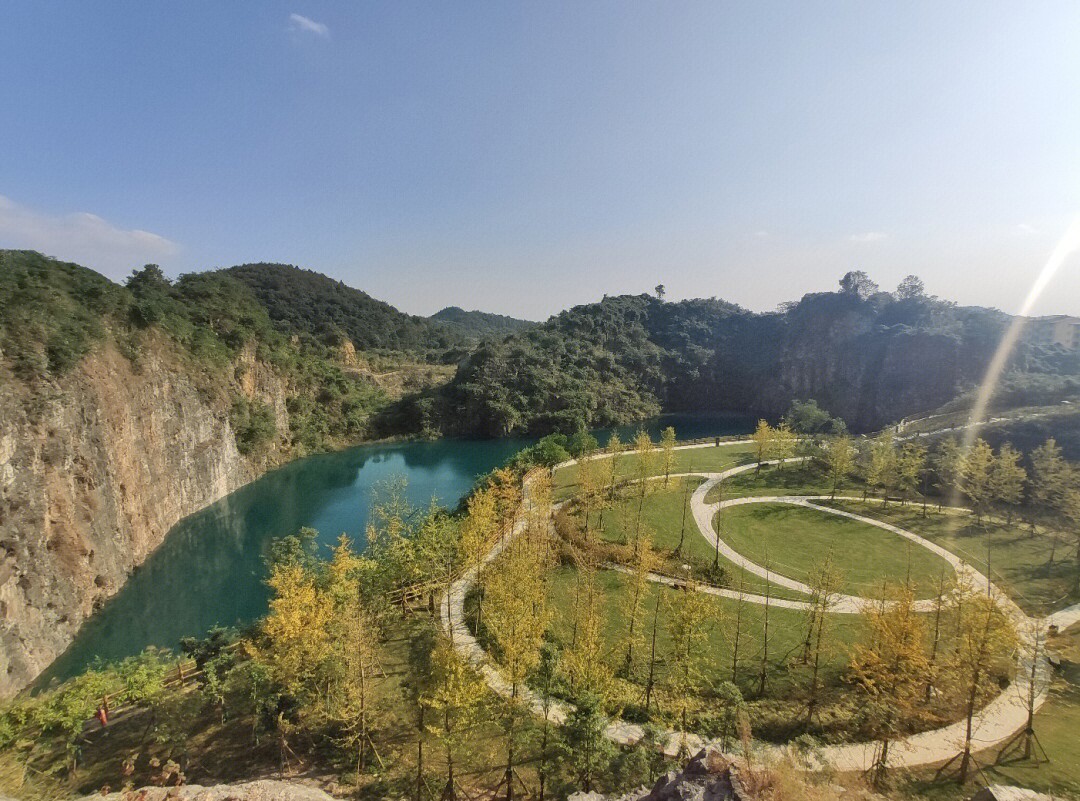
442,443,1076,772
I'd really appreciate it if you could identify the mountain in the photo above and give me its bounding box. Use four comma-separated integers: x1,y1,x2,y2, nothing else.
428,306,535,340
0,251,459,694
226,263,467,354
433,277,1080,437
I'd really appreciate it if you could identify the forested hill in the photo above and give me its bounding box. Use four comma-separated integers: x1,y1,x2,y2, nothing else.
437,273,1080,436
0,251,467,454
428,306,535,340
227,263,466,354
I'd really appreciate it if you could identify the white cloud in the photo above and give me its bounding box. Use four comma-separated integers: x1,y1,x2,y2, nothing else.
0,195,178,280
1015,223,1040,236
289,13,329,38
753,229,770,238
848,231,888,243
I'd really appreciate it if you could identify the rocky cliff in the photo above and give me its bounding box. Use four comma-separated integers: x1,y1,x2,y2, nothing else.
0,336,290,697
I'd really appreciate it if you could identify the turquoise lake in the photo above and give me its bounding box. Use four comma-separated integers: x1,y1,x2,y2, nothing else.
41,413,751,685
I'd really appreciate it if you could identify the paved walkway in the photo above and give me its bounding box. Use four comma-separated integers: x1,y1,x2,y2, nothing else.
441,442,1070,770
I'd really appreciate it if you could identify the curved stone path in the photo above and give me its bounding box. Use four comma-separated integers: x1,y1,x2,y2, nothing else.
441,442,1070,771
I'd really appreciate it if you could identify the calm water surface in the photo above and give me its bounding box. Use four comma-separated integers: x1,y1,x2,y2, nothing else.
42,413,750,684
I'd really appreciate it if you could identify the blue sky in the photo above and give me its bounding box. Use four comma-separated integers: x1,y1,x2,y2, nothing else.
1,1,1078,319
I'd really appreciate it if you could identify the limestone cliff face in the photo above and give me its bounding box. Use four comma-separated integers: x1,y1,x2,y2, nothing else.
0,338,290,697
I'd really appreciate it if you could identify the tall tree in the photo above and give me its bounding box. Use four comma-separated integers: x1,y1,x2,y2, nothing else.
848,582,930,785
989,443,1026,523
605,431,625,505
459,487,498,631
958,439,995,522
622,526,658,677
486,540,550,799
1029,438,1069,532
667,569,713,756
867,432,899,507
897,443,927,507
422,635,487,801
946,585,1017,783
631,430,656,538
563,558,612,697
752,419,773,472
825,434,856,500
772,422,797,470
561,691,615,793
934,437,964,510
659,426,677,486
803,555,844,724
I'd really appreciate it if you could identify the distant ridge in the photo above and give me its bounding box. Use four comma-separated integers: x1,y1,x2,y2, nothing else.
227,263,463,352
429,306,535,340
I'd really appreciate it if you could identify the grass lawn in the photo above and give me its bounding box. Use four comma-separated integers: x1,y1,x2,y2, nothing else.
542,565,932,743
546,566,865,695
823,501,1080,616
704,461,869,503
570,478,808,601
553,442,756,501
714,502,953,599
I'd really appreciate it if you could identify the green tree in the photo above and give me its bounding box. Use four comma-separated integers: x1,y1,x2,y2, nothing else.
897,442,927,506
989,442,1026,523
659,426,677,486
560,691,615,793
825,434,856,500
958,439,995,522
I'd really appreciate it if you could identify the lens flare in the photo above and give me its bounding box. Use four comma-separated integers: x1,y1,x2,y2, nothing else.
962,217,1080,445
949,216,1080,512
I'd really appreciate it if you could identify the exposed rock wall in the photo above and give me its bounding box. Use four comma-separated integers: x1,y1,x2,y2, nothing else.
0,338,289,697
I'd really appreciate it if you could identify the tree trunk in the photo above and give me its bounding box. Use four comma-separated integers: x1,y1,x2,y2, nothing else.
645,592,662,713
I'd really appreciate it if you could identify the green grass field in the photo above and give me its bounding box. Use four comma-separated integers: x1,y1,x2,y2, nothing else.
572,478,809,601
713,502,953,598
546,566,865,698
553,442,756,501
703,461,869,503
823,501,1080,615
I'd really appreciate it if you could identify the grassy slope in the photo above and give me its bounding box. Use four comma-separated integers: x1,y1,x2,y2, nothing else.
823,501,1080,616
554,443,756,501
713,503,953,599
583,478,807,601
545,566,890,742
704,460,869,503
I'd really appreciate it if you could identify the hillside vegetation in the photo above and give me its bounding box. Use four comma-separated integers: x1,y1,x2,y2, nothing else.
227,263,467,355
0,251,448,455
429,305,535,340
437,273,1080,437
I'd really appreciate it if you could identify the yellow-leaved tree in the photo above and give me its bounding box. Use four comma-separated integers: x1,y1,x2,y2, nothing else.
484,517,552,801
848,581,930,785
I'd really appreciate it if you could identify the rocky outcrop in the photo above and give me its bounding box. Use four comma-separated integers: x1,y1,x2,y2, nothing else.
78,779,338,800
0,337,290,697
